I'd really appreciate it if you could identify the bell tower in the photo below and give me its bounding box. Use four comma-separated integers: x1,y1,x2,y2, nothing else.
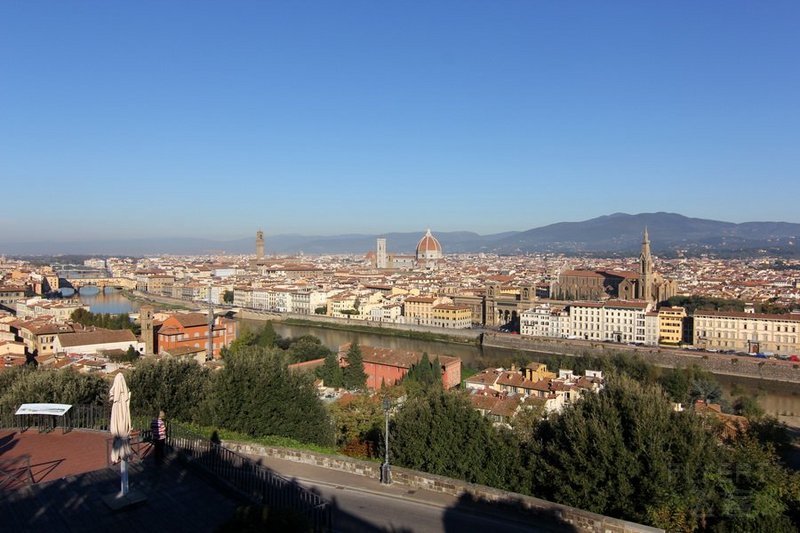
140,305,154,355
638,228,653,302
256,230,265,259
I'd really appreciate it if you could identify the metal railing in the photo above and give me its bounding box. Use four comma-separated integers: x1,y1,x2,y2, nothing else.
167,423,331,532
0,407,331,530
1,404,112,434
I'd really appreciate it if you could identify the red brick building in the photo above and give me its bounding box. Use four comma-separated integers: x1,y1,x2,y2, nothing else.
338,343,461,390
156,313,237,359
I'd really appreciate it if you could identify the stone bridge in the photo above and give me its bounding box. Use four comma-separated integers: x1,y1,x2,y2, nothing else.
59,277,137,292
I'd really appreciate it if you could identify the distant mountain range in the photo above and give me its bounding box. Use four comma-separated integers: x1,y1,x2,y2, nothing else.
3,212,799,256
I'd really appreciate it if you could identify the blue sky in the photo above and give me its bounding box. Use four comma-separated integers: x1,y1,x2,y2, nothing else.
1,2,798,241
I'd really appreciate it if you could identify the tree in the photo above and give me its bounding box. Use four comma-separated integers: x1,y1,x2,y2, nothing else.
222,290,234,304
212,345,333,446
404,353,442,389
69,308,140,335
0,367,107,411
285,335,332,363
391,390,523,490
254,322,279,348
342,342,367,390
328,394,383,456
707,435,800,532
532,376,722,529
128,357,213,422
733,395,765,418
318,351,343,388
109,345,140,363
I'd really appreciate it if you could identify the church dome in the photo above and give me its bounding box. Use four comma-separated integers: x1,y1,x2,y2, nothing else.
416,229,443,261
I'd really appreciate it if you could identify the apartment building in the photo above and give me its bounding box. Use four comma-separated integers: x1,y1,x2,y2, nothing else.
569,301,652,344
520,304,569,338
693,308,800,355
431,304,471,329
658,306,687,345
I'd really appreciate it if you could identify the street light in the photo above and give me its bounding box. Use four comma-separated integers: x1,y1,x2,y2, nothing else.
381,396,392,485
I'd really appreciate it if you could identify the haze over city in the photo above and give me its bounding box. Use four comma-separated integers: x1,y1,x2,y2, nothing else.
2,2,799,243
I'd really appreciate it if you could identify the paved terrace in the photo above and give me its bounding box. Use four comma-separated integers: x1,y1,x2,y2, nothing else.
0,428,586,533
0,429,242,532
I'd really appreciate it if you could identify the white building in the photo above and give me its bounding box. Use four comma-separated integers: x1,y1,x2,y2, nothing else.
569,301,650,343
520,304,570,338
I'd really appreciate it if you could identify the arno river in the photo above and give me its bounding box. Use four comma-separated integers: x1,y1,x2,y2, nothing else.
66,287,142,315
64,292,800,426
263,320,800,427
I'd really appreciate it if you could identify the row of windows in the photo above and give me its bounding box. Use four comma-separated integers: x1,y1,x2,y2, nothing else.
697,320,797,333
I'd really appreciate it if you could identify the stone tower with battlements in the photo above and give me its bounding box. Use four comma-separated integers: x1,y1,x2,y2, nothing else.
140,305,154,355
256,230,265,258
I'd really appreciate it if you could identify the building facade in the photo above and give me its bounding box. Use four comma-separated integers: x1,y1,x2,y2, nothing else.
156,312,237,359
658,306,687,345
693,309,800,355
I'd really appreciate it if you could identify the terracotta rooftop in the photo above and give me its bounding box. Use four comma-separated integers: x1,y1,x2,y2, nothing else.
168,313,209,328
57,329,137,348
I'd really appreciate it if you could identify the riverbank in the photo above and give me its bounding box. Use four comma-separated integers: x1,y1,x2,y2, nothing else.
125,290,200,311
130,290,800,386
484,333,800,385
237,308,481,346
281,317,481,346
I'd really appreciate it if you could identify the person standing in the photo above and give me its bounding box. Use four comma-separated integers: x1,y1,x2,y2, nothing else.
151,410,167,465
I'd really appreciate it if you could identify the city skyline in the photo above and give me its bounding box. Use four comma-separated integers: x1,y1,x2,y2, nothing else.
2,2,799,241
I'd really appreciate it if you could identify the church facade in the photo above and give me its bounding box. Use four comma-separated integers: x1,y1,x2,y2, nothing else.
550,229,676,305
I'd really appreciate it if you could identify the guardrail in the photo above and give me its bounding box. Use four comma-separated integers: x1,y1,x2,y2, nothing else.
167,423,331,532
0,404,113,433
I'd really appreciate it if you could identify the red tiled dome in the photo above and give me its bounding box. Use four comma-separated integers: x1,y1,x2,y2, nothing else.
416,229,442,257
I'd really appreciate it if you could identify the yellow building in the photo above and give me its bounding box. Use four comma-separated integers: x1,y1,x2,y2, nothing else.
658,306,686,345
404,296,437,326
431,304,471,329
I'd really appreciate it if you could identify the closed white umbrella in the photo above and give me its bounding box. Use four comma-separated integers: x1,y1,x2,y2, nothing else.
109,373,132,495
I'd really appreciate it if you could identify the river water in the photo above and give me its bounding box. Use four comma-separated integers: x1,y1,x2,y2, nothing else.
60,287,141,315
259,320,800,425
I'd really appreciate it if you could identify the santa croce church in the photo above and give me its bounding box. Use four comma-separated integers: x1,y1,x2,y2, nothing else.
551,229,677,305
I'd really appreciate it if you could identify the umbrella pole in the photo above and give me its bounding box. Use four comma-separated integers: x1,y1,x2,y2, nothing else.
120,458,129,496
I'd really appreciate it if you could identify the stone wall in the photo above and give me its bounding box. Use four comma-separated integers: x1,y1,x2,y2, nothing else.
484,333,800,384
239,309,482,342
225,442,662,533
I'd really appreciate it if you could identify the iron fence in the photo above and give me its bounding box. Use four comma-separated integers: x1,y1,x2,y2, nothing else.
0,407,331,531
167,423,332,532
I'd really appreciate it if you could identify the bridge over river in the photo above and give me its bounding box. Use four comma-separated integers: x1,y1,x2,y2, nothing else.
58,276,137,292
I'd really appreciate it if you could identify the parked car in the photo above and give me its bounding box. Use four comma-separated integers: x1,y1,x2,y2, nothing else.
789,355,800,362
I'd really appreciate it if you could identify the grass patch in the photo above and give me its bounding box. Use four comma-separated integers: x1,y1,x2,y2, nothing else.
177,422,341,456
460,365,479,388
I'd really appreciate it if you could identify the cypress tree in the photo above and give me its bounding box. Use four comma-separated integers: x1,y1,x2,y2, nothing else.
342,342,367,390
320,351,343,388
431,355,443,387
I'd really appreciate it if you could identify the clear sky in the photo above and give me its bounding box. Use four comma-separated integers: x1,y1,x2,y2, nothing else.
1,1,798,242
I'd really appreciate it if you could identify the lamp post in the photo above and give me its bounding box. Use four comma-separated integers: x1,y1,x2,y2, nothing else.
381,396,392,485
